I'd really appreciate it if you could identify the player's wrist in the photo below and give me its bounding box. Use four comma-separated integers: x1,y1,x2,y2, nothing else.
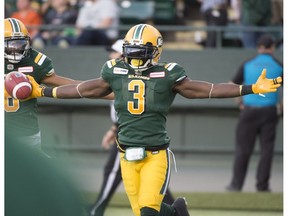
42,87,58,98
240,85,253,95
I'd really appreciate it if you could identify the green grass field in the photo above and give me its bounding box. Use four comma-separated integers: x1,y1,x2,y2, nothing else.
105,208,282,216
82,192,283,215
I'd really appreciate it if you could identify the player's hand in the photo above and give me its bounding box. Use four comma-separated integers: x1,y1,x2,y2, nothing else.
25,75,45,100
252,69,282,94
101,129,116,150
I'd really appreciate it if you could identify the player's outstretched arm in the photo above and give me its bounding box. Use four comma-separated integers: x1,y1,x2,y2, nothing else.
28,75,112,99
175,69,282,99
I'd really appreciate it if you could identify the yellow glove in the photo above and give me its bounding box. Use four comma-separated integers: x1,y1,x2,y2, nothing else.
25,75,45,100
252,69,282,94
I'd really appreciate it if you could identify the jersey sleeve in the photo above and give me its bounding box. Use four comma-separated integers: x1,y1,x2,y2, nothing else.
32,50,55,82
101,59,117,84
164,62,187,84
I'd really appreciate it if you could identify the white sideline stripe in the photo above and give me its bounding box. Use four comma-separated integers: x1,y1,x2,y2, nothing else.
12,82,32,99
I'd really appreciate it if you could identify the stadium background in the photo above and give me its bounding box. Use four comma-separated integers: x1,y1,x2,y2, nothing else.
38,48,283,154
37,47,283,215
5,0,283,214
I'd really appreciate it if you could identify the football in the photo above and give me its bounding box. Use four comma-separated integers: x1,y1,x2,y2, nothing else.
5,71,32,100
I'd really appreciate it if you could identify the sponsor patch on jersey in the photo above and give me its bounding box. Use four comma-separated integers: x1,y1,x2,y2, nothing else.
149,72,165,78
113,67,128,74
7,64,14,70
18,66,33,73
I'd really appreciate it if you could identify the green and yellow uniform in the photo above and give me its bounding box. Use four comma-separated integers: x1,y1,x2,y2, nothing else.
102,59,186,216
5,48,55,147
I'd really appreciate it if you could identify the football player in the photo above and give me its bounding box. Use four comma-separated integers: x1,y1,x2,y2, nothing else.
89,39,175,216
4,18,80,151
27,24,282,216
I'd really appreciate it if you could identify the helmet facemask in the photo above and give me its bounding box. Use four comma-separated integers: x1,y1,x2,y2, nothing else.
123,43,159,73
5,37,30,63
4,18,31,63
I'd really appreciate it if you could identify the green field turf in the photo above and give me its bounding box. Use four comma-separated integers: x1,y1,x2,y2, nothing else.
82,192,283,214
105,208,283,216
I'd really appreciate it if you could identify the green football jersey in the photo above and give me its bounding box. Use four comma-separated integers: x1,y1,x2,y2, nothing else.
5,48,54,137
101,59,186,148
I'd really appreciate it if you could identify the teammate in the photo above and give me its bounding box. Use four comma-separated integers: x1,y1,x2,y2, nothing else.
27,24,282,216
89,40,174,216
4,18,80,151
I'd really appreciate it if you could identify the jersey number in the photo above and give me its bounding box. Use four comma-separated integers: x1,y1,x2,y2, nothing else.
4,95,20,112
128,80,145,115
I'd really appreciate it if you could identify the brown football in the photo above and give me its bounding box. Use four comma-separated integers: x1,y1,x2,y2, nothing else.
5,71,32,100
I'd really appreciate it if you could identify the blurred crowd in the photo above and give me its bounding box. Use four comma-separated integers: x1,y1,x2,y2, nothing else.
195,0,283,48
4,0,283,49
5,0,119,48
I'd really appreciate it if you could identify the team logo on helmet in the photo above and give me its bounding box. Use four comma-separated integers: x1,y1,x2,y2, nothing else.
157,37,163,47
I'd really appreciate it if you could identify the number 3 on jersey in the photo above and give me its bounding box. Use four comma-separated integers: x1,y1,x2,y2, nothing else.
128,80,145,115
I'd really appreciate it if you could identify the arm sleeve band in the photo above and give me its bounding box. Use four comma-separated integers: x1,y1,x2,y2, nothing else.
42,87,55,97
240,85,253,96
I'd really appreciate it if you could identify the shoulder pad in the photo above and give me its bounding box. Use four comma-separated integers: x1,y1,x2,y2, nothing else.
164,62,178,71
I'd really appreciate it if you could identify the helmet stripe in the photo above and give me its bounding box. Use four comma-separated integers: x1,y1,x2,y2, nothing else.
132,24,146,40
8,18,21,34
